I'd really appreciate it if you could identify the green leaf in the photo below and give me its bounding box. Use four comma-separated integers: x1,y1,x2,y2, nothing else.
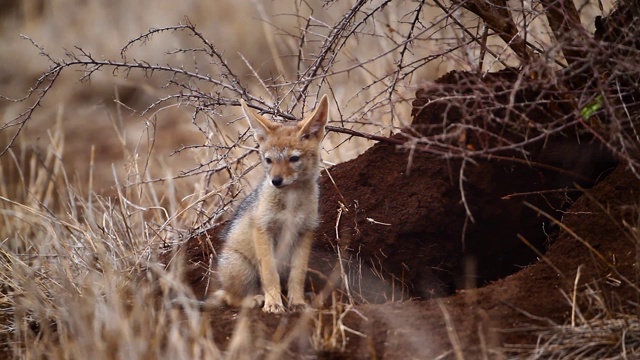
580,95,604,121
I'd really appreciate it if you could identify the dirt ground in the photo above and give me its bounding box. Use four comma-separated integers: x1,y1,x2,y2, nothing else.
170,65,635,357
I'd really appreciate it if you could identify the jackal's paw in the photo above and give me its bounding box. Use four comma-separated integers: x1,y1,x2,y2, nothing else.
241,295,265,309
263,301,286,314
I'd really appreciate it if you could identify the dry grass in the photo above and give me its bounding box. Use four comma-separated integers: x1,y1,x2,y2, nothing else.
503,286,640,359
0,124,217,358
310,292,367,354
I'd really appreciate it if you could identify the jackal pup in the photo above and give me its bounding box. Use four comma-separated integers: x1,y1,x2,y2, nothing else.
211,95,329,313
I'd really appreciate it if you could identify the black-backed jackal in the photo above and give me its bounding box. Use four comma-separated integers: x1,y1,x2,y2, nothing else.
209,95,329,313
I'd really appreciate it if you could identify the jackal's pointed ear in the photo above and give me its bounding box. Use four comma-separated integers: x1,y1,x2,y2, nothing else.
241,99,275,143
298,95,329,140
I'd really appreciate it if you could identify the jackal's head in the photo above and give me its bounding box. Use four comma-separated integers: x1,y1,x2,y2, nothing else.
240,95,329,189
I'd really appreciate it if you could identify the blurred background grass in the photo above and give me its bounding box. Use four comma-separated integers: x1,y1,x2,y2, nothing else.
0,1,433,197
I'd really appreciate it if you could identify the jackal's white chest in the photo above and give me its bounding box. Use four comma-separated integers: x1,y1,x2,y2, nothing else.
257,182,318,240
273,189,315,234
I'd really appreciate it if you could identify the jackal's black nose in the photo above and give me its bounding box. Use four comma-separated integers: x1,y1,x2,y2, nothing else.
271,177,283,187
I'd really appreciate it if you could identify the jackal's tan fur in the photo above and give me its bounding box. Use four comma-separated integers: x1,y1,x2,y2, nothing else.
209,95,329,313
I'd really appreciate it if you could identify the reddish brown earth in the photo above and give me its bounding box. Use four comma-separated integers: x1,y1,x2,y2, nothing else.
171,65,638,357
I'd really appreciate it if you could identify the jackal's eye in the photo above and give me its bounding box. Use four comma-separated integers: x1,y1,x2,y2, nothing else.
289,155,300,163
265,157,272,164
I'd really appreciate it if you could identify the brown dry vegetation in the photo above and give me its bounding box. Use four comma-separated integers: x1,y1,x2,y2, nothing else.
2,0,640,359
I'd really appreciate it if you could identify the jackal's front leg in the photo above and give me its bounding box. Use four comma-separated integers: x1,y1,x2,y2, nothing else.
287,230,313,309
253,227,285,313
